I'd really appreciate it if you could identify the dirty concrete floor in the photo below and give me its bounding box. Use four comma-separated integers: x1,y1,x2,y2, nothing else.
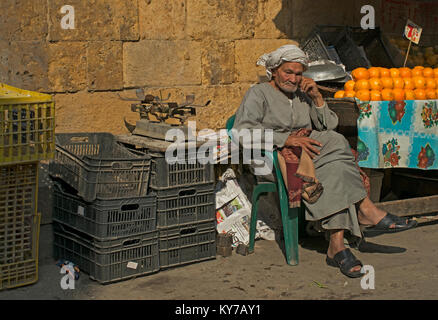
1,216,438,301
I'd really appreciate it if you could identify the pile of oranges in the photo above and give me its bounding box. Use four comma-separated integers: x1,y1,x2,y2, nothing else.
334,66,438,101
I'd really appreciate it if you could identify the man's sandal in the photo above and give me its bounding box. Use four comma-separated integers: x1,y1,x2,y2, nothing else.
326,248,363,278
363,213,418,237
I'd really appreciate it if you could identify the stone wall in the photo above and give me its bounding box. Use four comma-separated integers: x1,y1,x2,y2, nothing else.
1,0,436,133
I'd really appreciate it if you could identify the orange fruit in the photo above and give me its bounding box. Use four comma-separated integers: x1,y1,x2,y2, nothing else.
368,78,382,90
412,68,423,77
426,78,437,89
414,66,425,70
414,89,426,100
352,67,370,80
356,89,370,101
399,67,412,78
426,88,437,99
334,90,345,98
381,88,394,101
355,79,370,91
392,88,405,100
393,77,404,89
403,78,415,90
423,67,434,78
413,76,426,89
379,67,390,78
344,91,356,98
405,89,415,100
344,80,356,91
390,68,400,78
370,90,382,101
368,67,381,78
434,68,438,78
381,77,394,89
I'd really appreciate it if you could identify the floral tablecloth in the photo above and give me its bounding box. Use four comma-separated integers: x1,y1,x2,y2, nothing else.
356,99,438,170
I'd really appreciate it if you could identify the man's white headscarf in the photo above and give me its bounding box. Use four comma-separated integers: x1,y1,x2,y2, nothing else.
257,44,309,80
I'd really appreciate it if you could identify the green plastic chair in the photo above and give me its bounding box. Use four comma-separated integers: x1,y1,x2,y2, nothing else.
226,115,304,265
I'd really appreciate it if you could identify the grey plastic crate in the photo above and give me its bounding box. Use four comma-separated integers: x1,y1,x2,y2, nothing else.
49,133,151,202
149,151,215,190
159,220,216,269
52,182,157,240
156,183,216,228
301,31,332,62
53,222,159,284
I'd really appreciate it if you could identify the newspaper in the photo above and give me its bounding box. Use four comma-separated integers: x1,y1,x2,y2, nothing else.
215,168,275,246
216,208,252,246
196,130,238,163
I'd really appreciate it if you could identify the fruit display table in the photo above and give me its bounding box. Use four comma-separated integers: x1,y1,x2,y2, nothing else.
355,98,438,170
326,96,438,217
332,66,438,169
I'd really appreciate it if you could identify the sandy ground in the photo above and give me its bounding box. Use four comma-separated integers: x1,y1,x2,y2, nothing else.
1,216,438,301
1,164,437,301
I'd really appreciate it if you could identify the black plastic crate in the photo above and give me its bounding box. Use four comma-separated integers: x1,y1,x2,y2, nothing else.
149,151,215,190
53,222,159,284
314,25,349,46
156,183,216,228
334,30,371,71
159,220,216,269
49,133,151,202
52,182,157,240
362,30,407,68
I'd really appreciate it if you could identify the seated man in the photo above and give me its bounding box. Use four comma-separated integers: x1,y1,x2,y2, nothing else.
232,44,417,278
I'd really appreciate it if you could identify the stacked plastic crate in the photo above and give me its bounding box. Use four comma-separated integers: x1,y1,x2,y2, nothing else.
49,133,159,284
0,83,53,290
148,150,217,269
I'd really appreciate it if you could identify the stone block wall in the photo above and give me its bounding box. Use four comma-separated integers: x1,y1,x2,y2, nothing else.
1,0,435,133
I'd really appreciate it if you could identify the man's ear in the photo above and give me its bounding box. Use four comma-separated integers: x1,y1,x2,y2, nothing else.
271,67,278,79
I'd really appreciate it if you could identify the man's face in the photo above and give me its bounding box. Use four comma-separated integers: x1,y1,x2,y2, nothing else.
272,62,304,93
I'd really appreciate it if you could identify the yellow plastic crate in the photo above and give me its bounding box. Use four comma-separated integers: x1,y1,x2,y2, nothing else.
0,83,55,165
0,162,39,270
0,213,40,290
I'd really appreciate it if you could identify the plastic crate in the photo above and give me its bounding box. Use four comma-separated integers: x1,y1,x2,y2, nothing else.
156,183,216,228
300,30,332,62
333,30,371,71
49,133,151,202
52,182,157,240
159,220,216,269
363,31,408,68
149,151,215,190
53,222,159,284
0,83,55,165
0,162,38,265
0,213,40,290
314,25,350,46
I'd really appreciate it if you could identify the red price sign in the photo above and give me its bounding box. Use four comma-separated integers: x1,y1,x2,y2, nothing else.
404,20,422,44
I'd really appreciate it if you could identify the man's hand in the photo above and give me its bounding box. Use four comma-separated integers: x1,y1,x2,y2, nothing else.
300,77,324,107
284,134,322,159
